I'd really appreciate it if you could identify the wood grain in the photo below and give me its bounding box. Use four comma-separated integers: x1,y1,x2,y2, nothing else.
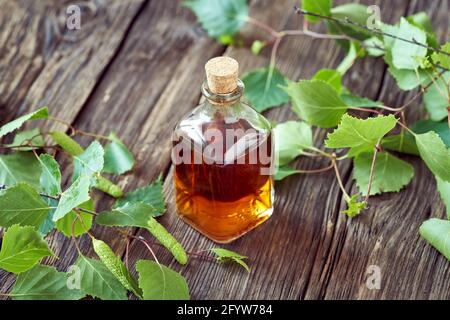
0,0,226,295
1,0,449,300
126,0,419,300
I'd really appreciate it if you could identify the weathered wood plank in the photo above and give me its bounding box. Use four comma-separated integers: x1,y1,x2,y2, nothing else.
0,0,447,300
322,0,450,299
0,0,146,291
0,0,226,296
125,0,412,300
0,0,145,129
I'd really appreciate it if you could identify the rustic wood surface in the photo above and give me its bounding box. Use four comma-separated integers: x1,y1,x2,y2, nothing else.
0,0,449,299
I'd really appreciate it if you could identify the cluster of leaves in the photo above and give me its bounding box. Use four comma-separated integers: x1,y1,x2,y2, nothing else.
0,107,248,300
186,1,450,258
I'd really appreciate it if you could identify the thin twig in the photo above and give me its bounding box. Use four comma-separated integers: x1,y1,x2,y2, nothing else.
48,116,76,136
294,7,450,58
245,16,280,38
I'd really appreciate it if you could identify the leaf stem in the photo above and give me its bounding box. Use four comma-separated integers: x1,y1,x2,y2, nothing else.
307,146,334,159
72,215,83,255
331,154,350,201
294,163,334,174
364,141,380,204
74,209,95,237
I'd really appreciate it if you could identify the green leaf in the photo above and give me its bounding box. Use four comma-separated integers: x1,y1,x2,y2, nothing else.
336,41,358,75
97,202,160,228
0,107,48,138
95,175,123,198
10,265,85,300
353,151,414,196
431,42,450,69
241,67,290,112
114,175,165,213
341,194,365,218
325,114,398,156
412,119,450,147
72,140,104,182
210,248,250,272
362,37,384,57
50,131,84,156
92,238,143,299
103,133,135,175
381,132,419,156
382,22,432,90
75,254,128,300
312,69,342,93
136,260,189,300
52,175,91,222
328,3,372,42
98,201,186,265
38,208,56,236
55,200,94,237
6,128,44,151
52,132,123,197
274,166,300,181
183,0,248,38
146,217,188,265
273,121,313,166
0,224,54,273
386,63,432,90
423,71,450,121
0,152,41,189
340,93,382,108
284,80,348,128
301,0,331,23
251,40,266,55
0,183,51,228
406,12,439,49
38,154,61,196
436,177,450,219
389,18,427,70
414,131,450,182
420,218,450,260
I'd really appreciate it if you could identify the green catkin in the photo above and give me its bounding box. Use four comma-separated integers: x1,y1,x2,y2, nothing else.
50,131,123,198
95,175,123,198
50,131,84,156
92,238,143,299
146,217,188,265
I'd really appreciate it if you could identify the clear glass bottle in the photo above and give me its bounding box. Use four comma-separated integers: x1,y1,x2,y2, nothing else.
172,57,274,243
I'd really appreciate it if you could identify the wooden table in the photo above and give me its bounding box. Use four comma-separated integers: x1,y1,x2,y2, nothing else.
1,0,449,300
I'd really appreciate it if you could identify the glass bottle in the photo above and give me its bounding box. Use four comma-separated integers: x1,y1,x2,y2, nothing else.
172,57,274,243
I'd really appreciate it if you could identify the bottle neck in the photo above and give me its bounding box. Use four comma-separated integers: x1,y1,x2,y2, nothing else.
201,79,244,106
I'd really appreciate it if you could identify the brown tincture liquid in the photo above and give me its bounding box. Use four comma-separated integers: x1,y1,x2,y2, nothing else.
174,117,273,243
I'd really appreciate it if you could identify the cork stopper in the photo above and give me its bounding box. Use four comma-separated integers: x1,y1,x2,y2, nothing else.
205,56,239,94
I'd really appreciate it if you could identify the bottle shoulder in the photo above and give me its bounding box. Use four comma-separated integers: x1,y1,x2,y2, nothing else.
174,101,272,134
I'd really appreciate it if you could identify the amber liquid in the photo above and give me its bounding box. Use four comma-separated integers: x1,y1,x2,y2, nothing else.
174,118,273,243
